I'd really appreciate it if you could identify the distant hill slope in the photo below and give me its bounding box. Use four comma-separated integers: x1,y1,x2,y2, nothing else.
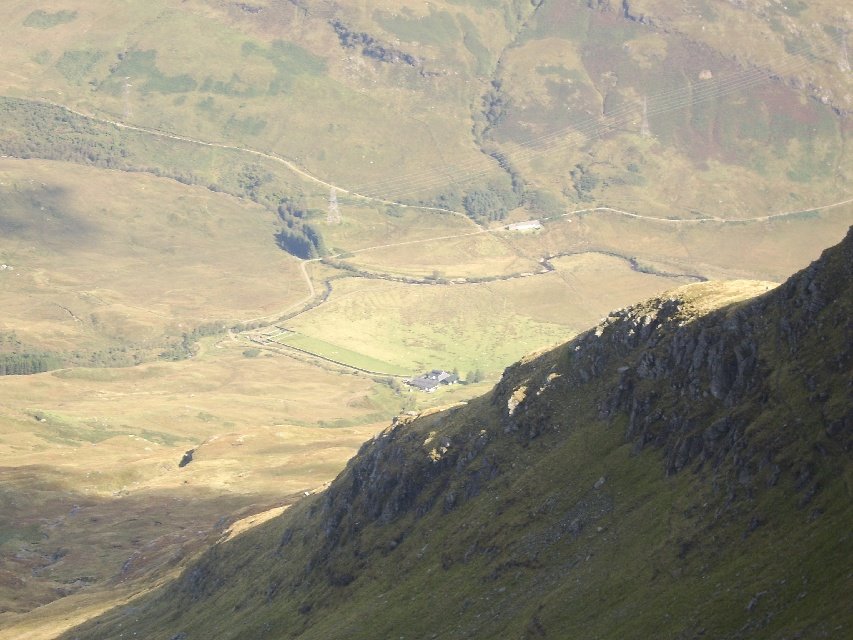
0,0,848,221
64,228,852,639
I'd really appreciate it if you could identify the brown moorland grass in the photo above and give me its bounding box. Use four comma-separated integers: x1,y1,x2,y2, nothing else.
0,158,307,352
341,229,540,278
0,336,407,627
319,202,478,254
507,207,853,282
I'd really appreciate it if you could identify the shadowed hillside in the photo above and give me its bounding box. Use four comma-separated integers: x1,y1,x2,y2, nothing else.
64,228,852,639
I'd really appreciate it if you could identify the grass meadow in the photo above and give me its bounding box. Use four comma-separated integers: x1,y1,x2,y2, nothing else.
283,255,689,376
272,331,411,376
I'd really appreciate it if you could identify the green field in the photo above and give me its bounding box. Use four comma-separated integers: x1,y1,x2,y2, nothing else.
283,255,692,376
272,331,412,376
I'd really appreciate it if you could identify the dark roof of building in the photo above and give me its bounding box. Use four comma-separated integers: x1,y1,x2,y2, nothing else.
408,377,440,391
407,370,459,391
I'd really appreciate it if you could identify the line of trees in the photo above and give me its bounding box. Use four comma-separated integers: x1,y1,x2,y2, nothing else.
275,196,327,259
0,352,62,375
158,322,227,361
462,185,520,222
466,369,485,383
0,332,62,375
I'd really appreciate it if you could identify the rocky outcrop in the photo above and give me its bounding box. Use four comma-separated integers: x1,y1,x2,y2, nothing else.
178,448,195,468
621,0,655,26
300,407,502,583
496,226,851,490
299,228,850,597
329,19,418,66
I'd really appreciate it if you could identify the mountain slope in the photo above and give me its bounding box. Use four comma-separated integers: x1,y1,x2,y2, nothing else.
0,1,848,219
65,230,852,639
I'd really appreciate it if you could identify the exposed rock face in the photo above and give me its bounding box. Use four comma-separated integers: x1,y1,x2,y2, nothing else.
329,19,418,66
497,227,850,488
178,448,195,468
305,408,498,576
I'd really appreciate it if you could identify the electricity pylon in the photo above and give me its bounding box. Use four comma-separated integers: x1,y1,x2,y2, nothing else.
327,187,341,224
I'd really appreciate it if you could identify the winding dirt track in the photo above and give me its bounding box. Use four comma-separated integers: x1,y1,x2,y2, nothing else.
30,98,853,329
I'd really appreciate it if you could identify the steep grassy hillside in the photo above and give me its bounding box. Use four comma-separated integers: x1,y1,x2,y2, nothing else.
63,229,852,639
486,0,851,218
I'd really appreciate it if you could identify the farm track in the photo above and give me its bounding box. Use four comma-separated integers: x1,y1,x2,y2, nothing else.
245,334,408,379
36,98,852,246
36,98,477,223
19,99,853,365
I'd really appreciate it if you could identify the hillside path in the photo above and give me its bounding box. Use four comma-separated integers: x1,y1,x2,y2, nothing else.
38,99,475,222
